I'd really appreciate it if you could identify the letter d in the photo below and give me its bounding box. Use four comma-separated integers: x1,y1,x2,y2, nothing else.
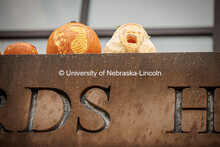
20,88,71,132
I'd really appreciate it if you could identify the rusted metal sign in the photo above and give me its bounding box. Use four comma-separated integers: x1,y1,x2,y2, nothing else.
0,53,219,146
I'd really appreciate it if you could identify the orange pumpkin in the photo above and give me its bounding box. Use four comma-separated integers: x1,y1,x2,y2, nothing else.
4,42,38,55
0,52,2,55
46,21,101,54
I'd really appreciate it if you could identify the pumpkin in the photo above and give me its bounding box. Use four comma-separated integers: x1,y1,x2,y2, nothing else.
104,23,157,53
47,21,101,54
4,42,38,55
0,52,1,55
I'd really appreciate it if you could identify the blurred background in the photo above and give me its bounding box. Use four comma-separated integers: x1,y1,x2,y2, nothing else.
0,0,219,53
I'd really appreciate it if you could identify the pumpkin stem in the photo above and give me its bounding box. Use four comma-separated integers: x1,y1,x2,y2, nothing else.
71,20,77,23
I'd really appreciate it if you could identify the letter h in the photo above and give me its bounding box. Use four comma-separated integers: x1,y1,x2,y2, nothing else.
168,86,220,133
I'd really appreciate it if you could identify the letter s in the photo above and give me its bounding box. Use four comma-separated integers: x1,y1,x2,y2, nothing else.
77,86,111,133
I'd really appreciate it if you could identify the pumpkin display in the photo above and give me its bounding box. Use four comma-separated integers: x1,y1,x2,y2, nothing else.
47,21,101,54
4,42,38,55
104,23,157,53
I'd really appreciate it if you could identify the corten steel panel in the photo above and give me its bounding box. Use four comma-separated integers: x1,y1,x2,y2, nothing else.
0,53,219,147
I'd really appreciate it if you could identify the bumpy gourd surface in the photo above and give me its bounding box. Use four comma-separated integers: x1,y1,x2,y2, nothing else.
104,23,157,53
